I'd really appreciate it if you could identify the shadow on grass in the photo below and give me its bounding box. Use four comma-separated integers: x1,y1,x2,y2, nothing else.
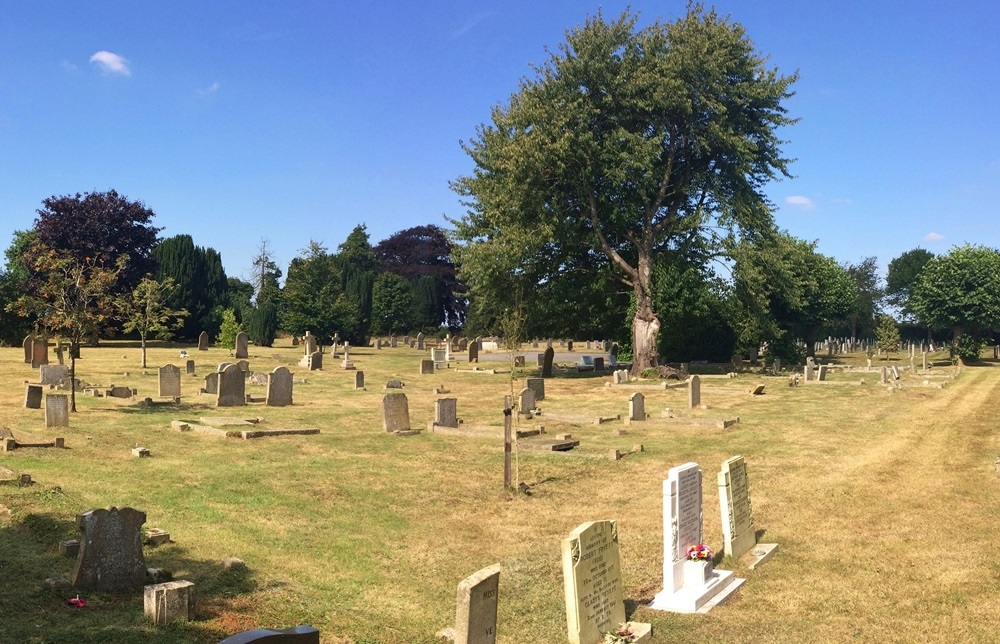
115,401,224,416
0,504,262,643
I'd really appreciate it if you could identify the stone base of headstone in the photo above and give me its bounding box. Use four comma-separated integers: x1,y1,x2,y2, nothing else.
340,360,355,370
144,579,195,625
743,542,778,570
648,569,745,614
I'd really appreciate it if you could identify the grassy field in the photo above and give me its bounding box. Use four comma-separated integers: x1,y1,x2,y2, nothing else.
1,340,997,643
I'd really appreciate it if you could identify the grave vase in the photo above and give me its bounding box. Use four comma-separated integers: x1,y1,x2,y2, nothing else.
683,559,712,587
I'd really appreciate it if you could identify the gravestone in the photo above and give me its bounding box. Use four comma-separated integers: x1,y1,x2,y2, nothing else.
40,364,70,386
518,388,536,416
355,371,365,389
303,332,317,357
23,333,33,363
341,343,355,370
204,372,219,395
567,340,574,352
218,626,320,644
266,366,293,406
717,455,755,559
234,331,249,359
435,398,459,428
390,335,398,348
613,370,629,385
448,564,501,644
236,360,250,373
880,366,887,384
628,391,646,421
71,506,147,591
45,394,69,428
892,366,900,380
417,332,425,350
922,352,928,371
307,350,323,370
579,356,594,367
688,375,701,408
593,357,605,371
817,365,828,381
542,347,555,378
536,354,545,367
526,377,545,402
513,355,525,368
158,364,181,398
375,338,382,350
216,364,246,407
532,339,539,349
804,364,814,381
561,520,625,644
432,347,447,369
458,338,468,351
420,359,435,375
381,393,410,432
24,383,43,409
649,462,744,613
32,337,49,368
198,331,209,351
469,342,479,363
144,579,195,625
186,359,196,375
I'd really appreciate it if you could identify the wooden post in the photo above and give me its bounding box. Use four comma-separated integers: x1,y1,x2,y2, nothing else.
503,395,512,489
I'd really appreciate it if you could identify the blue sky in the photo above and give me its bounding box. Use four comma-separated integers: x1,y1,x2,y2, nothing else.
1,1,997,282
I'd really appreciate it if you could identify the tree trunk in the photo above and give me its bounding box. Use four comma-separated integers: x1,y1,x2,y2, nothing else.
69,354,77,413
804,327,817,359
141,335,147,369
631,256,660,373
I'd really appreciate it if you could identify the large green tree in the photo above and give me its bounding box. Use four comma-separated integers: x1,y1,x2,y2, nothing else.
886,247,934,320
843,256,884,341
116,277,188,368
909,244,1000,361
280,241,359,344
335,225,378,343
153,234,228,339
452,7,797,370
370,272,416,335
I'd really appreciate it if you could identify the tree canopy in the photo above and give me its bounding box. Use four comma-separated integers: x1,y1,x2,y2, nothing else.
153,235,228,339
886,247,934,319
451,6,797,370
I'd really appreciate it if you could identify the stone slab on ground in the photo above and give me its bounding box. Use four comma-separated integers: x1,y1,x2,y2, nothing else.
238,428,320,439
518,438,579,452
199,417,262,426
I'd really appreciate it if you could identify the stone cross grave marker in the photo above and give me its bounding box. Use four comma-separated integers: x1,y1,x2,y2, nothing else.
382,393,410,432
234,331,249,359
435,398,459,428
158,364,181,398
688,375,701,408
561,520,625,644
198,331,209,351
449,564,501,644
341,343,355,370
649,462,744,613
216,364,246,407
45,394,69,428
266,366,293,406
525,377,545,401
71,506,147,591
629,392,645,421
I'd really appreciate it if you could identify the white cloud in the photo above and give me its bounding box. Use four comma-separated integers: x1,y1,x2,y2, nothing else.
784,195,815,210
89,51,130,76
923,232,945,242
198,81,221,96
61,60,78,72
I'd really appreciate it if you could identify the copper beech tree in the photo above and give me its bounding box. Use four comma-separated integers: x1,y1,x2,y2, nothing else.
452,7,797,371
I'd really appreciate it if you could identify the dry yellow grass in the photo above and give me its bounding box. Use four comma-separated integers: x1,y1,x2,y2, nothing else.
0,342,997,643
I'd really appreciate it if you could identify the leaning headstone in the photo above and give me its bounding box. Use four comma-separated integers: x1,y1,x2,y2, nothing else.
355,371,365,390
445,564,501,644
234,332,249,359
435,398,459,428
186,359,196,375
216,364,246,407
717,455,776,567
158,364,181,398
40,364,70,386
23,333,33,363
525,377,545,402
198,331,209,351
45,394,69,428
420,359,435,375
307,350,323,371
381,393,410,432
24,383,43,409
32,336,49,368
817,365,828,382
469,342,479,363
892,366,900,380
688,375,701,408
628,392,645,421
648,463,744,613
542,347,554,378
203,372,219,395
144,579,195,625
265,366,293,407
71,506,147,591
561,520,626,644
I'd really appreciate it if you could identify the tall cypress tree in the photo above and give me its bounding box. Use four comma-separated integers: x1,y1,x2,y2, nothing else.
154,235,229,339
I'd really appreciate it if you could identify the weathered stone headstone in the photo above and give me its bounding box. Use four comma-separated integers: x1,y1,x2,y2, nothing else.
688,375,701,408
390,335,398,348
649,462,744,613
542,347,554,378
24,383,43,409
71,506,147,591
203,372,219,395
45,394,69,427
144,579,195,625
817,365,828,381
525,377,545,402
469,342,479,363
304,350,321,370
567,340,574,352
593,357,605,371
561,520,625,644
513,355,525,368
23,333,33,363
218,626,320,644
186,359,196,375
303,332,317,356
381,393,410,432
449,564,501,644
804,364,814,381
420,359,435,375
40,364,70,386
417,332,425,351
355,371,365,389
158,364,181,398
880,366,888,384
518,388,535,416
198,331,209,351
32,336,49,368
892,366,900,380
265,366,293,406
717,455,755,559
435,398,459,428
432,347,447,369
628,392,645,421
613,369,629,385
236,359,250,373
216,364,246,407
234,331,249,359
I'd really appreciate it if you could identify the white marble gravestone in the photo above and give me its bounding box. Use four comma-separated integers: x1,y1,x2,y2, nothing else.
649,462,744,613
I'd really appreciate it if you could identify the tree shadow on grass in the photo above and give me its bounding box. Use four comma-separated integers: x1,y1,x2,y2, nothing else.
0,504,264,643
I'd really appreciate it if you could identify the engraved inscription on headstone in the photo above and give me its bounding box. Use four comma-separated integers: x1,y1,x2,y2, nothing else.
561,520,625,644
718,455,755,559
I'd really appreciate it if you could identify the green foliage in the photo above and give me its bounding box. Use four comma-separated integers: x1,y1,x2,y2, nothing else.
280,241,360,344
217,308,241,350
116,276,189,367
653,254,736,362
371,272,415,335
875,314,901,356
843,257,884,339
451,6,797,369
153,234,228,339
245,300,279,347
886,248,934,318
952,333,985,364
226,278,255,321
336,225,378,342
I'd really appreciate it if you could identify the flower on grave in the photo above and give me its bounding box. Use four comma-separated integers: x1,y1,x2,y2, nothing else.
603,623,636,643
686,543,713,561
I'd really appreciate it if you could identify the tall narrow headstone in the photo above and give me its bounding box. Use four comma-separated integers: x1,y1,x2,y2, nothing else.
450,564,501,644
23,333,33,363
717,455,755,559
265,366,293,406
32,336,49,368
688,375,701,408
198,331,209,351
628,392,645,421
417,332,425,351
804,364,814,381
234,332,249,359
381,393,410,432
216,364,246,407
158,364,181,398
45,394,69,427
469,342,479,363
71,507,147,591
542,347,554,378
186,359,196,375
561,520,625,644
355,371,365,389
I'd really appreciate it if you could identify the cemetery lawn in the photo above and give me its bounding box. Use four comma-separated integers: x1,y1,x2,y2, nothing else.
1,343,999,643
